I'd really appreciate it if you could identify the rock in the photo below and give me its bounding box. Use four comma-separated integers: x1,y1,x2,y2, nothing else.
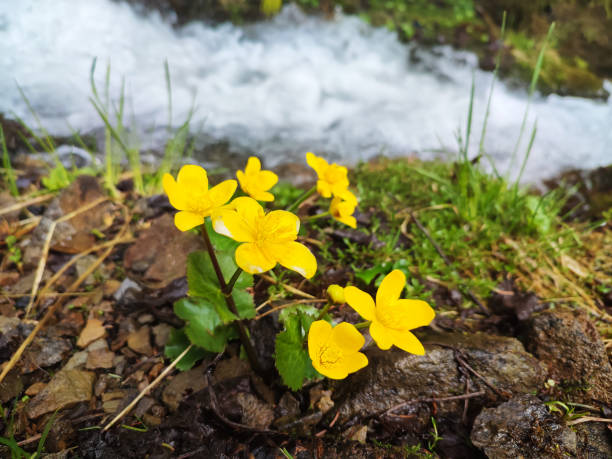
76,318,106,348
0,316,22,360
152,323,173,348
22,336,71,373
334,331,544,428
522,309,612,403
343,425,368,444
123,213,204,288
74,255,99,286
23,175,113,267
574,422,612,459
86,348,115,369
127,326,152,355
234,392,274,430
162,365,208,412
26,369,95,419
63,351,88,370
471,395,577,458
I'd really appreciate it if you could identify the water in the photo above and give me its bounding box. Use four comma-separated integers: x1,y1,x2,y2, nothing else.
1,0,611,182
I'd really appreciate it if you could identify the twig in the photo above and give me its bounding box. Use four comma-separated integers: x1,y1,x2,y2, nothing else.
566,416,612,426
259,274,315,299
103,344,193,431
383,391,485,417
410,212,490,315
255,299,326,320
0,206,128,386
16,433,41,447
25,196,109,318
0,193,55,217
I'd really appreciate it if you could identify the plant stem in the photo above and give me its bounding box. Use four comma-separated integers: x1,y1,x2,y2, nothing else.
317,302,331,320
286,186,316,213
226,267,243,295
354,321,371,330
303,211,330,222
200,225,262,374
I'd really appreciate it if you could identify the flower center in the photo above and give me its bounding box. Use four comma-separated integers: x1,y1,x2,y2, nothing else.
376,301,412,331
323,164,345,185
186,190,212,215
318,344,342,367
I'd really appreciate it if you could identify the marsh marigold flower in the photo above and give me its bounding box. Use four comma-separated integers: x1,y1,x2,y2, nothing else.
308,320,368,379
163,164,237,231
236,156,278,202
212,197,317,278
327,284,345,304
344,270,435,355
306,152,349,198
329,189,358,228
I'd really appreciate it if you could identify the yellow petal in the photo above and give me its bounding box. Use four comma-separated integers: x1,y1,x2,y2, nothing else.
245,156,261,175
177,164,208,190
233,197,265,227
331,322,365,353
316,362,349,380
208,179,237,209
306,152,328,176
258,170,278,189
334,214,357,228
174,211,204,231
376,269,406,308
390,329,426,355
250,190,275,202
369,320,393,350
236,169,248,192
327,284,345,304
317,180,333,198
263,210,300,241
212,209,254,242
338,352,368,375
343,286,375,321
265,241,317,279
162,173,188,210
307,320,332,361
394,299,435,330
235,242,276,274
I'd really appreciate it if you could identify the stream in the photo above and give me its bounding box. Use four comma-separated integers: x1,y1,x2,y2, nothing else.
1,0,611,182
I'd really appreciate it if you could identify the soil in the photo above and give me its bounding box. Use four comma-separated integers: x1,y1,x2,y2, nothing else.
1,170,611,458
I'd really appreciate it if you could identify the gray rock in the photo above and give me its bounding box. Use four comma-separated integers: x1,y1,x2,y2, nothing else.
334,331,544,428
522,308,612,404
22,336,71,373
574,422,612,459
26,369,95,419
471,395,576,458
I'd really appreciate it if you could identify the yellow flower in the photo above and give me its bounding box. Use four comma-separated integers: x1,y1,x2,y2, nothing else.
308,320,368,379
163,165,237,232
330,189,358,228
236,156,279,202
344,270,435,355
212,197,317,278
327,284,345,304
306,152,349,198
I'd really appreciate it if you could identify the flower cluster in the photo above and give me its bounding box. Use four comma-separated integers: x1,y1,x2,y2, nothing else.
306,152,358,228
307,270,435,379
163,154,434,386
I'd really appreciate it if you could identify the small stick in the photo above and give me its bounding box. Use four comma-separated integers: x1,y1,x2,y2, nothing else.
0,193,55,217
384,391,485,417
103,344,193,432
259,274,315,299
410,212,490,315
0,208,128,386
566,416,612,426
255,299,326,320
25,196,109,318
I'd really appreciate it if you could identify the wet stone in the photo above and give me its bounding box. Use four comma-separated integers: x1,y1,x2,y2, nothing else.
22,336,71,373
0,316,22,360
334,331,544,429
86,348,115,369
522,308,612,403
26,369,95,419
471,395,577,458
574,422,612,459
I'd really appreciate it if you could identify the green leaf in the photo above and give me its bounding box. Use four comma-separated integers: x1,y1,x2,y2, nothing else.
187,250,255,320
174,297,234,352
275,310,320,391
354,261,392,285
164,328,210,371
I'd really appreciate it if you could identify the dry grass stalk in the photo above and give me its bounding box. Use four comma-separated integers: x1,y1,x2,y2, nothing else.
0,193,56,217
